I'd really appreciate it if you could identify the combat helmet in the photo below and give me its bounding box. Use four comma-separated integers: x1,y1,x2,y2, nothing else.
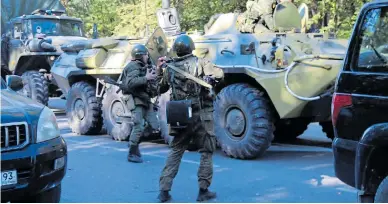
172,35,195,57
131,44,148,60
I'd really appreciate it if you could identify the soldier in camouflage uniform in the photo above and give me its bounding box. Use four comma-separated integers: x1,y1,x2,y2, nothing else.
155,35,224,202
120,44,159,163
237,0,293,33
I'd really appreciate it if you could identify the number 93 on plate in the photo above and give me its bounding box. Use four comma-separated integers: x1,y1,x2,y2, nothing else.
1,170,17,186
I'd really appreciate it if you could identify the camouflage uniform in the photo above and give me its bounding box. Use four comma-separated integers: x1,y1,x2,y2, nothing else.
121,59,159,162
157,55,223,198
237,0,277,33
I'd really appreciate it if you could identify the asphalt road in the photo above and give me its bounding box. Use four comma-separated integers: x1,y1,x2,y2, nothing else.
49,99,358,203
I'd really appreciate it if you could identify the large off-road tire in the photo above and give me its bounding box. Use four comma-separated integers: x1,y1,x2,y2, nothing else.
273,118,311,142
319,121,335,140
102,85,133,141
375,176,388,203
20,71,49,105
66,82,103,135
214,83,275,160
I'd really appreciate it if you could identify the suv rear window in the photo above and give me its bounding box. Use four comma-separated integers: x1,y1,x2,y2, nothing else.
354,6,388,72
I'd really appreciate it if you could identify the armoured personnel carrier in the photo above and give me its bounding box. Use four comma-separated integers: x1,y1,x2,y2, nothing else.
50,29,169,142
155,1,349,159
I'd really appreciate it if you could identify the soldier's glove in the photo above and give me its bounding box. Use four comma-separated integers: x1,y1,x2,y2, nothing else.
146,69,157,81
157,56,168,74
157,56,167,67
203,75,216,85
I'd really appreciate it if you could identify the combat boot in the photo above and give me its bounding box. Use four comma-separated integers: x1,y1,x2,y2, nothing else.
157,190,171,202
196,188,216,202
127,145,143,163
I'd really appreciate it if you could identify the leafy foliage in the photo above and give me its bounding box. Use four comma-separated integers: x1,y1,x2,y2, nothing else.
114,0,162,37
64,0,373,39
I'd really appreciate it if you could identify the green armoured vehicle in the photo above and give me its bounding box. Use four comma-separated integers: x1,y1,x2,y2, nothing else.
155,1,349,159
1,0,88,105
50,29,170,142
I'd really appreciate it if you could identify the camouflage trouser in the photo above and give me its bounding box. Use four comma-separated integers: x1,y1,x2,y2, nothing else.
159,111,217,191
129,104,158,146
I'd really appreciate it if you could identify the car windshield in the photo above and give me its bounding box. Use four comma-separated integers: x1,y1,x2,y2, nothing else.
31,19,84,37
1,78,7,89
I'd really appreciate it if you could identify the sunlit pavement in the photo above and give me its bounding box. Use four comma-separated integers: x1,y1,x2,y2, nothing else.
49,98,357,203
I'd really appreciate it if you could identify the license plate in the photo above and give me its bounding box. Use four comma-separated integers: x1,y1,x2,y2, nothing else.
1,170,17,186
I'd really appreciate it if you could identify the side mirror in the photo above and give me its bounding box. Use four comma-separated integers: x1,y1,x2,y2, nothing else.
6,75,24,92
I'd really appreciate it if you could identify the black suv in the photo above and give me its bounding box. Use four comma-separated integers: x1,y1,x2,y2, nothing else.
332,0,388,203
1,75,67,202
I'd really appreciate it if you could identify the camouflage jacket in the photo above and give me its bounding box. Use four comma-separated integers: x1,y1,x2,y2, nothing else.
245,0,276,20
237,0,276,32
158,55,224,108
121,60,156,107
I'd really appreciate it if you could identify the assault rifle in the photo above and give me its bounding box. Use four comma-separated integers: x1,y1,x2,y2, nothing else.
161,56,217,99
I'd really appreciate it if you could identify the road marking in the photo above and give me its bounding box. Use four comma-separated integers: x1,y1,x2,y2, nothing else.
269,144,332,152
65,138,222,168
301,153,326,158
142,149,171,154
301,163,333,170
336,187,358,194
144,153,221,168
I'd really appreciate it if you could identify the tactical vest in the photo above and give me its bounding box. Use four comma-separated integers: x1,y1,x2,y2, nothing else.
168,56,202,101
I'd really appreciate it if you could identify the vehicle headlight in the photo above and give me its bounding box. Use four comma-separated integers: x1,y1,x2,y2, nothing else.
36,107,60,143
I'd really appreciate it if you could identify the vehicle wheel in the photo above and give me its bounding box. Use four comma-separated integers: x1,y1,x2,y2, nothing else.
66,81,103,135
24,184,61,203
273,118,311,142
102,85,132,141
20,71,49,105
213,83,275,160
319,121,335,140
375,176,388,203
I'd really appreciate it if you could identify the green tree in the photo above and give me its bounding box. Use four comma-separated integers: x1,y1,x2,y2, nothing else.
294,0,372,38
172,0,245,31
66,0,122,37
63,0,373,39
113,0,162,37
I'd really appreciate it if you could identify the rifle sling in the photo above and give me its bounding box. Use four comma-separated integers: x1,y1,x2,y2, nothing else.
166,64,213,89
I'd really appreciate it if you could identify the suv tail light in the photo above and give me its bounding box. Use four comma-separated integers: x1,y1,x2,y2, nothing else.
331,93,352,126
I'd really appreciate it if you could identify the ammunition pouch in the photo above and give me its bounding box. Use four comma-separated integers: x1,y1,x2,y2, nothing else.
200,107,215,136
166,100,192,133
